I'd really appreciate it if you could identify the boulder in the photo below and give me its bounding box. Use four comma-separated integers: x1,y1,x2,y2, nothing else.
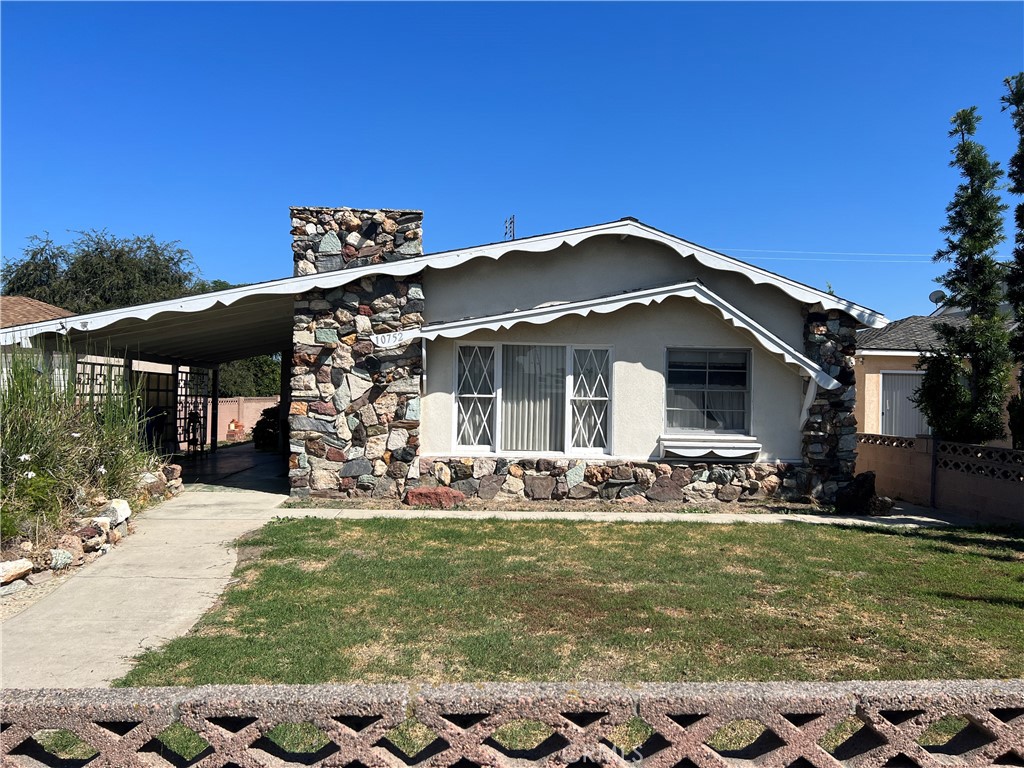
74,525,106,552
524,475,556,500
682,481,718,502
716,484,743,502
56,535,85,566
567,482,598,499
646,476,684,503
478,474,503,500
0,558,33,585
834,471,891,515
501,475,525,496
451,478,480,497
405,486,466,509
107,499,132,525
162,464,183,481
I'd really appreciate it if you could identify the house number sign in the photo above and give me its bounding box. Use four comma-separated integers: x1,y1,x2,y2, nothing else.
370,328,421,349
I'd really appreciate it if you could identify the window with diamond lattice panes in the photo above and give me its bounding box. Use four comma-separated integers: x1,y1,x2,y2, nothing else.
572,348,609,450
457,346,495,447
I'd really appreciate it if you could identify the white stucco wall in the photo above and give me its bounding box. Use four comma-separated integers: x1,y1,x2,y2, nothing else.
421,298,806,461
423,234,807,350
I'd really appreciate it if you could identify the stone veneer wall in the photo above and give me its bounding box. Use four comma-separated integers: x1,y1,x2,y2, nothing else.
288,208,425,499
798,304,859,501
411,457,794,505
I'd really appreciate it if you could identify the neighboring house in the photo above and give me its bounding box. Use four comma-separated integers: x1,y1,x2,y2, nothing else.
0,296,74,328
856,313,1015,448
0,207,889,502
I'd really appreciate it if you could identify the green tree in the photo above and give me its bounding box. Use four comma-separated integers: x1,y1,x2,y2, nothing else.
915,107,1012,444
217,354,281,397
1002,72,1024,448
1,230,204,313
2,230,281,398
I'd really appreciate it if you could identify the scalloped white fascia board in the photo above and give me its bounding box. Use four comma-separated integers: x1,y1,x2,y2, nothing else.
0,218,886,348
420,281,841,390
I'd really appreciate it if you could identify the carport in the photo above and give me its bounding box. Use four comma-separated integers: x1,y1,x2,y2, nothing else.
0,279,302,457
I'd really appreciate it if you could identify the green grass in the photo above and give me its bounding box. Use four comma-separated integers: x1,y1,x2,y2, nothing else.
116,519,1024,687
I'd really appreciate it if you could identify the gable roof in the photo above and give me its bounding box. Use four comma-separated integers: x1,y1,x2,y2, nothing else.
421,280,841,389
0,296,74,328
0,217,887,364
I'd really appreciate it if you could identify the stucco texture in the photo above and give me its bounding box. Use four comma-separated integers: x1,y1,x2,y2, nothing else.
421,299,805,461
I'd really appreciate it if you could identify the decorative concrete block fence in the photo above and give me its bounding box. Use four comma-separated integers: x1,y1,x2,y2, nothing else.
3,680,1022,767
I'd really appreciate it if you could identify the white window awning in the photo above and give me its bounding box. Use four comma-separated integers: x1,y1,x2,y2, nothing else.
420,281,841,390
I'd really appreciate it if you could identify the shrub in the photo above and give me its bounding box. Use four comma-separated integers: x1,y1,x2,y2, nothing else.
251,404,280,451
0,346,158,547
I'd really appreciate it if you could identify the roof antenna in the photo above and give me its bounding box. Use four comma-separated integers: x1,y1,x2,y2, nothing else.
504,215,516,241
928,289,946,305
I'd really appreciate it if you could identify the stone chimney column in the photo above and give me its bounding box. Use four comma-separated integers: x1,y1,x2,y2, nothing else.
287,207,425,500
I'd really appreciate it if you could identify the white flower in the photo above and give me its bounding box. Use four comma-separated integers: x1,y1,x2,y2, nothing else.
23,470,36,479
71,432,82,438
96,465,107,475
18,453,31,462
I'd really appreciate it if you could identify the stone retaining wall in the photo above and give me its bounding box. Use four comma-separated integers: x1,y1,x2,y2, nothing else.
412,457,794,506
3,680,1021,767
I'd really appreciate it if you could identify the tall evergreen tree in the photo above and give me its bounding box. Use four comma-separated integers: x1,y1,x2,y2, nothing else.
915,107,1011,443
1002,72,1024,448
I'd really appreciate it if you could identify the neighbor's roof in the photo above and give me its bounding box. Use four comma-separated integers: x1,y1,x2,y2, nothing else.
0,296,75,328
0,218,888,364
858,315,966,351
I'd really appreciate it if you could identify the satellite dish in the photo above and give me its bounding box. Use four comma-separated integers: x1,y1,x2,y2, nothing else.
928,290,946,305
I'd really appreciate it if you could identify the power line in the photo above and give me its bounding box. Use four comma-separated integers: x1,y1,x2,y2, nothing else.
721,247,933,257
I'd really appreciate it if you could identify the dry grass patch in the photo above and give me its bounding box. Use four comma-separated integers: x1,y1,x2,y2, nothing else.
118,518,1024,687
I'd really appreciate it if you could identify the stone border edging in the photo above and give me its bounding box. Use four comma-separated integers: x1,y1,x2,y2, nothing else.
3,680,1022,766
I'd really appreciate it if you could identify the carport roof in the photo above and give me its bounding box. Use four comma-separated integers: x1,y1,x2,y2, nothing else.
0,218,887,366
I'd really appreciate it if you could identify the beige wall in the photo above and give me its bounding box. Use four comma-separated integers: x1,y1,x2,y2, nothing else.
424,235,807,350
856,353,1017,448
854,353,921,434
421,298,806,461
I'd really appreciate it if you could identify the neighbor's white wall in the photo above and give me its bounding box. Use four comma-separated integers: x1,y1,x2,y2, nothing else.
421,297,805,461
424,235,807,349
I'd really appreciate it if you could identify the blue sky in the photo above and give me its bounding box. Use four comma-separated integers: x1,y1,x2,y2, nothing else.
2,2,1022,320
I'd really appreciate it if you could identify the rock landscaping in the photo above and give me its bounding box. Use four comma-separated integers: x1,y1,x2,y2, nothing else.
0,463,184,599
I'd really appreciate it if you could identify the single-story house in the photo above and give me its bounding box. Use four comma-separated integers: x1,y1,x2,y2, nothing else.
855,312,1016,448
1,207,888,503
0,296,74,328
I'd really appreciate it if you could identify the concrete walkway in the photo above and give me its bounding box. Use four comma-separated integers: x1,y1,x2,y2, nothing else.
0,444,975,688
0,449,324,689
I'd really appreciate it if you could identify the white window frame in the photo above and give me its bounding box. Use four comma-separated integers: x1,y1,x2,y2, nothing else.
452,341,613,456
664,347,753,435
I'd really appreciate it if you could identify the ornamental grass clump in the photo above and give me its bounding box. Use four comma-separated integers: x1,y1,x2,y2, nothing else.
0,345,158,547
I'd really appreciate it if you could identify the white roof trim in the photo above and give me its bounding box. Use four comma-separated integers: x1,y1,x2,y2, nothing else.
0,218,886,348
420,281,841,390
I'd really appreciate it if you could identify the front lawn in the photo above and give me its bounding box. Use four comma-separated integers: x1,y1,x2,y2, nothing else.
117,519,1024,686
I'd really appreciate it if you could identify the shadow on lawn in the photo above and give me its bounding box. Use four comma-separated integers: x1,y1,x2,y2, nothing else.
864,524,1024,564
931,592,1024,609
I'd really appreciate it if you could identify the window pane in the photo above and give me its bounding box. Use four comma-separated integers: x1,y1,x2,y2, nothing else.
707,370,747,389
572,348,609,449
502,345,565,452
666,349,749,433
457,346,494,446
708,350,747,369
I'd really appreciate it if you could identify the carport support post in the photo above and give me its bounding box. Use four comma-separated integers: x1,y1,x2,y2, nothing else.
278,347,290,454
210,366,220,453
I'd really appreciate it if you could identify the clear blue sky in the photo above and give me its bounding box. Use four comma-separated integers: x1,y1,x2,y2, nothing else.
3,2,1022,320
